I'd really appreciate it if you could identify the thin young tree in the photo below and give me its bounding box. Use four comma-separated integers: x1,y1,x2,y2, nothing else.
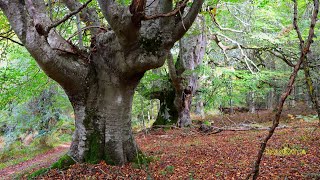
246,0,319,179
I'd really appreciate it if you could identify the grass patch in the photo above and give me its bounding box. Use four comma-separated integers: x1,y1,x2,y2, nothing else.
266,144,307,156
0,142,51,170
50,154,76,169
27,167,50,180
27,154,75,179
161,165,175,175
0,132,72,170
132,153,155,169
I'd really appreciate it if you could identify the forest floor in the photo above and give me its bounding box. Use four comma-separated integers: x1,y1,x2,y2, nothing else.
3,106,320,179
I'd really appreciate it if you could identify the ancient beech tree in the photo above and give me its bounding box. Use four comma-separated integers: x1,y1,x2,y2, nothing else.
0,0,204,165
149,16,206,127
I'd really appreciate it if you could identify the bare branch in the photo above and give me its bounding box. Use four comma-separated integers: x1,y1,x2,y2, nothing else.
293,0,304,50
63,0,101,35
267,49,297,67
45,0,93,36
209,10,243,33
143,0,188,20
172,0,205,42
215,32,260,73
0,35,24,46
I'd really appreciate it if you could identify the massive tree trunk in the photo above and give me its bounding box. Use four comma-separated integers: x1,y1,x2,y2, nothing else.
70,74,141,164
0,0,204,164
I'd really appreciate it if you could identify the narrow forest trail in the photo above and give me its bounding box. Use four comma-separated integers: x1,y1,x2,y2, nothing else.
0,143,70,179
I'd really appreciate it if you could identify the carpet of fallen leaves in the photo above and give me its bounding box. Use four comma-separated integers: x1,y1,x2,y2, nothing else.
32,118,320,180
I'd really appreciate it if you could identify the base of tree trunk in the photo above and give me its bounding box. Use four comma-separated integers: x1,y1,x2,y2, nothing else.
152,91,178,127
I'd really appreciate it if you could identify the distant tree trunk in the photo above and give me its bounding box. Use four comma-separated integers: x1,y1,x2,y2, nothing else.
301,54,320,122
152,90,179,126
266,58,277,110
290,85,296,107
267,89,275,110
227,78,234,114
247,91,256,113
194,95,205,118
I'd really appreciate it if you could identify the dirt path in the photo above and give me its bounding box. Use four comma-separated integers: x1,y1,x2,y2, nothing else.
0,143,70,179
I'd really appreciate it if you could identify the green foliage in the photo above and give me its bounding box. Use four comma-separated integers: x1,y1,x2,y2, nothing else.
161,165,175,175
197,65,285,109
132,152,155,169
203,120,211,126
0,46,50,109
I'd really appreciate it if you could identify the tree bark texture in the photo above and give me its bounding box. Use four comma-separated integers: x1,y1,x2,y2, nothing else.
0,0,204,164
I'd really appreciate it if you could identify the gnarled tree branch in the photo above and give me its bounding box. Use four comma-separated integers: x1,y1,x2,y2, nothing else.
1,0,88,96
172,0,204,42
97,0,139,47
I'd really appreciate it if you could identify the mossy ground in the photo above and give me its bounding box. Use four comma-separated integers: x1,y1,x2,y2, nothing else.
28,154,75,179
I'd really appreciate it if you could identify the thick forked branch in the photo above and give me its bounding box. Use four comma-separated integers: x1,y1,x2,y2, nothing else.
63,0,100,36
0,0,88,96
97,0,139,46
129,0,147,27
246,0,319,179
172,0,205,42
143,0,188,20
